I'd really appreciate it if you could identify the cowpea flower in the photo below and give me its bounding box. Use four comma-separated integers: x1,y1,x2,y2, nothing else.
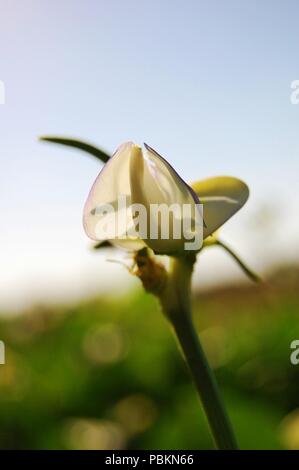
83,142,249,254
41,134,254,449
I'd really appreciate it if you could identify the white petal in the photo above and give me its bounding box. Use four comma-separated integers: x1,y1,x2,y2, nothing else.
190,176,249,238
130,144,203,253
83,141,145,250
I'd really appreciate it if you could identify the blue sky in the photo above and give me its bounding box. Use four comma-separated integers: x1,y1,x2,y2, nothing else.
1,0,299,310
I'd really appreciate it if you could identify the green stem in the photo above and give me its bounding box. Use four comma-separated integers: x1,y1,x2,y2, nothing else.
160,255,238,450
215,239,261,283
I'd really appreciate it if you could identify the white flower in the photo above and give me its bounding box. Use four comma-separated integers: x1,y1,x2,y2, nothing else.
83,142,249,254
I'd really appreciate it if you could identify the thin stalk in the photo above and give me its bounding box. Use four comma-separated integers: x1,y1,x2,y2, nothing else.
160,255,238,450
215,239,261,283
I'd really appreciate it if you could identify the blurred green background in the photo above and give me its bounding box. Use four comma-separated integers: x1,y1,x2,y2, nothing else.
1,264,299,450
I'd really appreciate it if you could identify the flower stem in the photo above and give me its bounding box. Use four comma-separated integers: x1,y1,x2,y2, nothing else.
160,255,238,450
215,239,261,283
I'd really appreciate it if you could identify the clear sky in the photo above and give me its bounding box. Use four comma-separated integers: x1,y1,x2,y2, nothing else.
1,0,299,311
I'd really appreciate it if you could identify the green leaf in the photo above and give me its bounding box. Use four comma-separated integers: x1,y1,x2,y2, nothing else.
39,136,111,163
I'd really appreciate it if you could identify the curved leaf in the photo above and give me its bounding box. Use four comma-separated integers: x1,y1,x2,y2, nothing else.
39,136,111,163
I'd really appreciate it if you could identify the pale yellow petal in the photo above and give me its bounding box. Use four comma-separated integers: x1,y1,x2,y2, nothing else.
190,176,249,238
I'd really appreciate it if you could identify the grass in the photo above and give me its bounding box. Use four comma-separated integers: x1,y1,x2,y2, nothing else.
0,265,298,449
